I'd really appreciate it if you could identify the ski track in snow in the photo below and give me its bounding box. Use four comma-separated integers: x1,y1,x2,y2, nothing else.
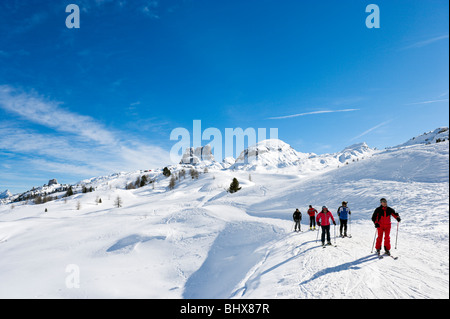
0,142,448,299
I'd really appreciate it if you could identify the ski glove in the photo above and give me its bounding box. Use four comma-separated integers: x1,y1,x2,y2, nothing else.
375,223,380,228
317,222,321,227
397,217,401,222
333,221,336,225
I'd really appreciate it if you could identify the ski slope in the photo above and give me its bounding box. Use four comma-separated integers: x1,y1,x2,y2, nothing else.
0,141,448,299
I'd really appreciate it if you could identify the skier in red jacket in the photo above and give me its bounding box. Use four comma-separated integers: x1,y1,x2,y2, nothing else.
307,205,318,230
316,206,336,246
371,198,401,256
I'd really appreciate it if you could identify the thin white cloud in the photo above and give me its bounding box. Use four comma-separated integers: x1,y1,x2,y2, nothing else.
402,34,449,50
0,85,116,146
267,108,359,120
438,91,449,98
0,86,170,182
350,120,392,142
404,98,449,106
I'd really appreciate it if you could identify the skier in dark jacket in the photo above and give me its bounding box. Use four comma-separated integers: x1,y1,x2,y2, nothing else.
371,198,401,256
337,201,351,237
293,209,302,232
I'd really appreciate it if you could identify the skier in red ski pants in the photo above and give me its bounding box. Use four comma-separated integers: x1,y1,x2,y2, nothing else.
371,198,401,255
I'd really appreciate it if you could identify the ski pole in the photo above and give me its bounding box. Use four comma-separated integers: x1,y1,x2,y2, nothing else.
371,228,377,253
349,214,352,237
395,222,399,249
334,224,336,244
316,226,320,243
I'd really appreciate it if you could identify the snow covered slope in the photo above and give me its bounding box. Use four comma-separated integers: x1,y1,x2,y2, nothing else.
0,138,448,299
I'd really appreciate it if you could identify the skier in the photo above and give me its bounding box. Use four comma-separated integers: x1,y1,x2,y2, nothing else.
307,205,318,230
371,198,401,256
293,209,302,232
337,201,351,237
316,206,336,246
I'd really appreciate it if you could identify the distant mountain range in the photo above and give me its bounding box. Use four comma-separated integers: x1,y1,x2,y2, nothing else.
1,127,448,205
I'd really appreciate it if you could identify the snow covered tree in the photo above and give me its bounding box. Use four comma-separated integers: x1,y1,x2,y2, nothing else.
169,175,176,190
190,168,199,179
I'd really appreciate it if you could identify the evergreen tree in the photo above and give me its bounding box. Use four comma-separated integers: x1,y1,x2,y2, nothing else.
163,167,171,177
140,175,148,187
228,178,242,193
65,186,74,197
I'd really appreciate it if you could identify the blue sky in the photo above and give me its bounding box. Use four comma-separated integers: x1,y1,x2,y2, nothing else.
0,0,448,193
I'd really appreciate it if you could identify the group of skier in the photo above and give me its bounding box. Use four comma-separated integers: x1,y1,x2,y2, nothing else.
292,198,401,256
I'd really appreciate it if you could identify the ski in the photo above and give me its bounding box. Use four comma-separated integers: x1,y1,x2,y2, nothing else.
375,252,397,260
0,239,7,244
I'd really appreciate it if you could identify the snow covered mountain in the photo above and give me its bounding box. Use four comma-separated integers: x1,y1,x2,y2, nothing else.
0,140,375,205
0,190,12,204
230,139,376,173
4,180,71,205
230,139,311,170
180,145,215,164
0,189,11,199
393,127,449,148
0,128,443,204
0,129,448,299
